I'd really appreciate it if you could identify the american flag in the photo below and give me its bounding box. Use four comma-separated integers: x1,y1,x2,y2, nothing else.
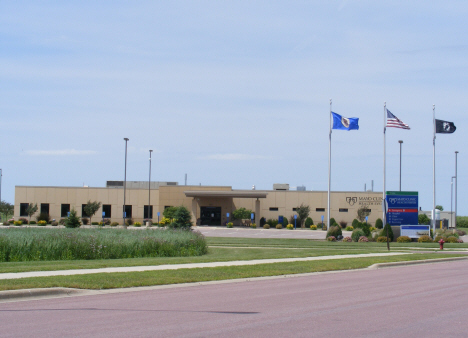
386,110,410,129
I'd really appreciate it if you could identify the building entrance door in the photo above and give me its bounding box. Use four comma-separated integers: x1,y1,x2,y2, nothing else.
200,206,222,225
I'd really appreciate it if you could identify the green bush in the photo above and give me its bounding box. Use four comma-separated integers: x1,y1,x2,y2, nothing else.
263,224,270,229
110,222,119,227
133,222,142,227
377,236,388,242
36,212,51,224
456,217,468,228
267,219,278,227
381,224,394,242
65,210,81,228
418,214,430,225
345,226,354,231
305,217,314,227
310,225,317,230
227,222,233,228
352,219,360,228
330,218,337,226
418,235,433,243
327,236,336,241
125,218,134,226
0,228,208,262
232,207,253,220
351,229,366,242
282,217,289,227
286,224,293,230
163,206,178,220
275,224,282,229
19,218,28,225
82,218,89,225
339,221,347,228
326,225,342,239
397,236,412,243
37,220,46,226
375,218,383,229
260,217,266,227
169,206,192,230
91,222,99,225
29,221,37,225
445,236,459,243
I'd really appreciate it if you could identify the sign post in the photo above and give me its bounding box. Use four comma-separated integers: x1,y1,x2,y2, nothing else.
321,215,324,229
227,212,230,225
294,214,297,230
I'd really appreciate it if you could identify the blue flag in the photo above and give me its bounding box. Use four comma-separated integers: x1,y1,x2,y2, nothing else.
332,112,359,130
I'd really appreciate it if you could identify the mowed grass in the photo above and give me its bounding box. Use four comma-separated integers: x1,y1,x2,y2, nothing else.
0,253,465,291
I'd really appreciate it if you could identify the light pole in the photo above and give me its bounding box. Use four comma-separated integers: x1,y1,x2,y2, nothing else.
455,151,459,227
0,168,2,204
398,140,403,191
148,149,153,223
451,176,455,228
123,138,129,228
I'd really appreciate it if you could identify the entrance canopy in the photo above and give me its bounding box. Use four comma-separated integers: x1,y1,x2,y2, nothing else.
184,191,268,199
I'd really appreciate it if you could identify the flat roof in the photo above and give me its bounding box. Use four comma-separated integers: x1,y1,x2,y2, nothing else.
184,191,268,198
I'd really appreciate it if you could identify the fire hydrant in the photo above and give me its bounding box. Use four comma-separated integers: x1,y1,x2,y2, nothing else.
439,238,445,250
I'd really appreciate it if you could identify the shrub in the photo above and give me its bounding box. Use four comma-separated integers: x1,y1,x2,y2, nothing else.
445,236,459,243
282,217,289,227
377,236,388,243
29,220,37,225
434,235,443,242
125,218,134,226
305,217,314,227
91,222,99,225
342,236,352,242
51,221,58,226
369,226,376,232
381,224,394,242
275,224,282,229
351,229,365,242
397,236,412,243
263,224,270,229
327,225,342,239
65,209,81,228
133,222,142,227
418,214,430,225
339,221,347,228
418,235,433,243
260,217,266,227
330,218,337,226
36,213,51,224
37,220,47,226
457,217,468,228
458,239,464,243
159,217,171,225
19,218,28,225
345,226,354,231
327,236,336,241
358,236,369,242
251,223,257,228
267,219,278,227
232,207,253,220
286,224,293,230
455,229,466,236
171,206,192,230
375,218,383,229
163,206,178,220
110,222,119,227
14,221,22,226
227,222,233,228
310,225,317,230
352,219,360,228
81,218,89,225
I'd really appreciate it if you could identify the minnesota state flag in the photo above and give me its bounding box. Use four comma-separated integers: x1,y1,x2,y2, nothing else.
332,112,359,130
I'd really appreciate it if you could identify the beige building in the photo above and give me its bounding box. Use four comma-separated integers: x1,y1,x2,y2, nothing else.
14,182,385,226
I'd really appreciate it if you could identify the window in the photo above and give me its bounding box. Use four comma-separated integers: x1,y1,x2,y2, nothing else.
61,204,70,217
123,205,132,218
102,205,111,218
20,203,29,217
41,203,49,215
363,209,371,213
339,208,348,212
316,208,325,212
269,207,278,211
292,208,297,211
164,206,172,209
144,205,153,219
82,204,89,217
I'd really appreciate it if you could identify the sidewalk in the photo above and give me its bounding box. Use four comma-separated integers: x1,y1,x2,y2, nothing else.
0,252,410,280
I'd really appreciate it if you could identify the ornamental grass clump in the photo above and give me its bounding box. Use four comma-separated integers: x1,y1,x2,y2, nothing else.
418,235,433,243
0,228,208,262
326,225,342,239
397,236,412,243
358,236,369,242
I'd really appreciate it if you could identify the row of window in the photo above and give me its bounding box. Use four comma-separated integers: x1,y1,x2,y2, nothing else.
19,203,155,219
269,207,371,213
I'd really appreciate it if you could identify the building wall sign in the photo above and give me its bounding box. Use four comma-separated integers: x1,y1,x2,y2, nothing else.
386,191,419,225
346,196,383,206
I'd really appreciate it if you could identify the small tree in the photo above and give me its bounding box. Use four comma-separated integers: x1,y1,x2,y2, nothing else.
356,206,370,222
171,206,192,230
25,203,38,223
435,205,444,211
381,224,394,242
418,214,430,225
232,207,253,220
84,200,101,224
65,209,81,228
296,204,310,228
0,201,14,221
375,218,383,229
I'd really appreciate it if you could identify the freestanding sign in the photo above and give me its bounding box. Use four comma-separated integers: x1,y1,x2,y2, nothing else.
386,191,418,226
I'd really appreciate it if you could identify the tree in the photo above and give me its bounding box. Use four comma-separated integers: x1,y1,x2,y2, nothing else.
356,206,370,222
84,200,101,224
295,204,310,228
435,205,444,211
26,203,38,223
65,209,81,228
171,206,192,230
0,201,14,221
232,207,253,220
375,218,383,229
418,213,430,225
163,206,178,220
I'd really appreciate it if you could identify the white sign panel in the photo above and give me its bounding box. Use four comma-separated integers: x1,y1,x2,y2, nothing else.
400,225,430,239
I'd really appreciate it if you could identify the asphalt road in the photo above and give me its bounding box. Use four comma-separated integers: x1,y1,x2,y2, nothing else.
1,260,468,337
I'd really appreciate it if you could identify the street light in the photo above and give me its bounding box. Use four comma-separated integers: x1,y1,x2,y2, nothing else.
398,140,403,191
123,138,129,228
455,151,459,227
148,149,153,223
451,176,456,228
0,168,2,204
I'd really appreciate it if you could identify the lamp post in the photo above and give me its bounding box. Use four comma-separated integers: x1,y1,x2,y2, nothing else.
398,140,403,191
455,151,459,227
451,176,455,228
148,149,153,223
123,138,129,228
0,168,2,203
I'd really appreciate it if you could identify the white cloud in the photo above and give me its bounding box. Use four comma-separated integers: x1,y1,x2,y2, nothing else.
26,149,98,156
199,153,271,161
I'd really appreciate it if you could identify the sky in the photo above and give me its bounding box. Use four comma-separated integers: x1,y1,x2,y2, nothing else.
1,1,467,215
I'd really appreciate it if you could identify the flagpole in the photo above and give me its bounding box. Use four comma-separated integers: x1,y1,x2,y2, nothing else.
327,99,332,231
383,102,386,225
432,104,436,236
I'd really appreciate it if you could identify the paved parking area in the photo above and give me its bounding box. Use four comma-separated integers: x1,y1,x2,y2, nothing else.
194,226,330,240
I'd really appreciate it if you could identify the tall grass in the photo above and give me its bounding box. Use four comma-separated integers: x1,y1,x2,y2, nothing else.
0,228,207,262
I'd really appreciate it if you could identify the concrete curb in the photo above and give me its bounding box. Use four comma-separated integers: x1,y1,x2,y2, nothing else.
368,256,468,269
0,287,90,301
